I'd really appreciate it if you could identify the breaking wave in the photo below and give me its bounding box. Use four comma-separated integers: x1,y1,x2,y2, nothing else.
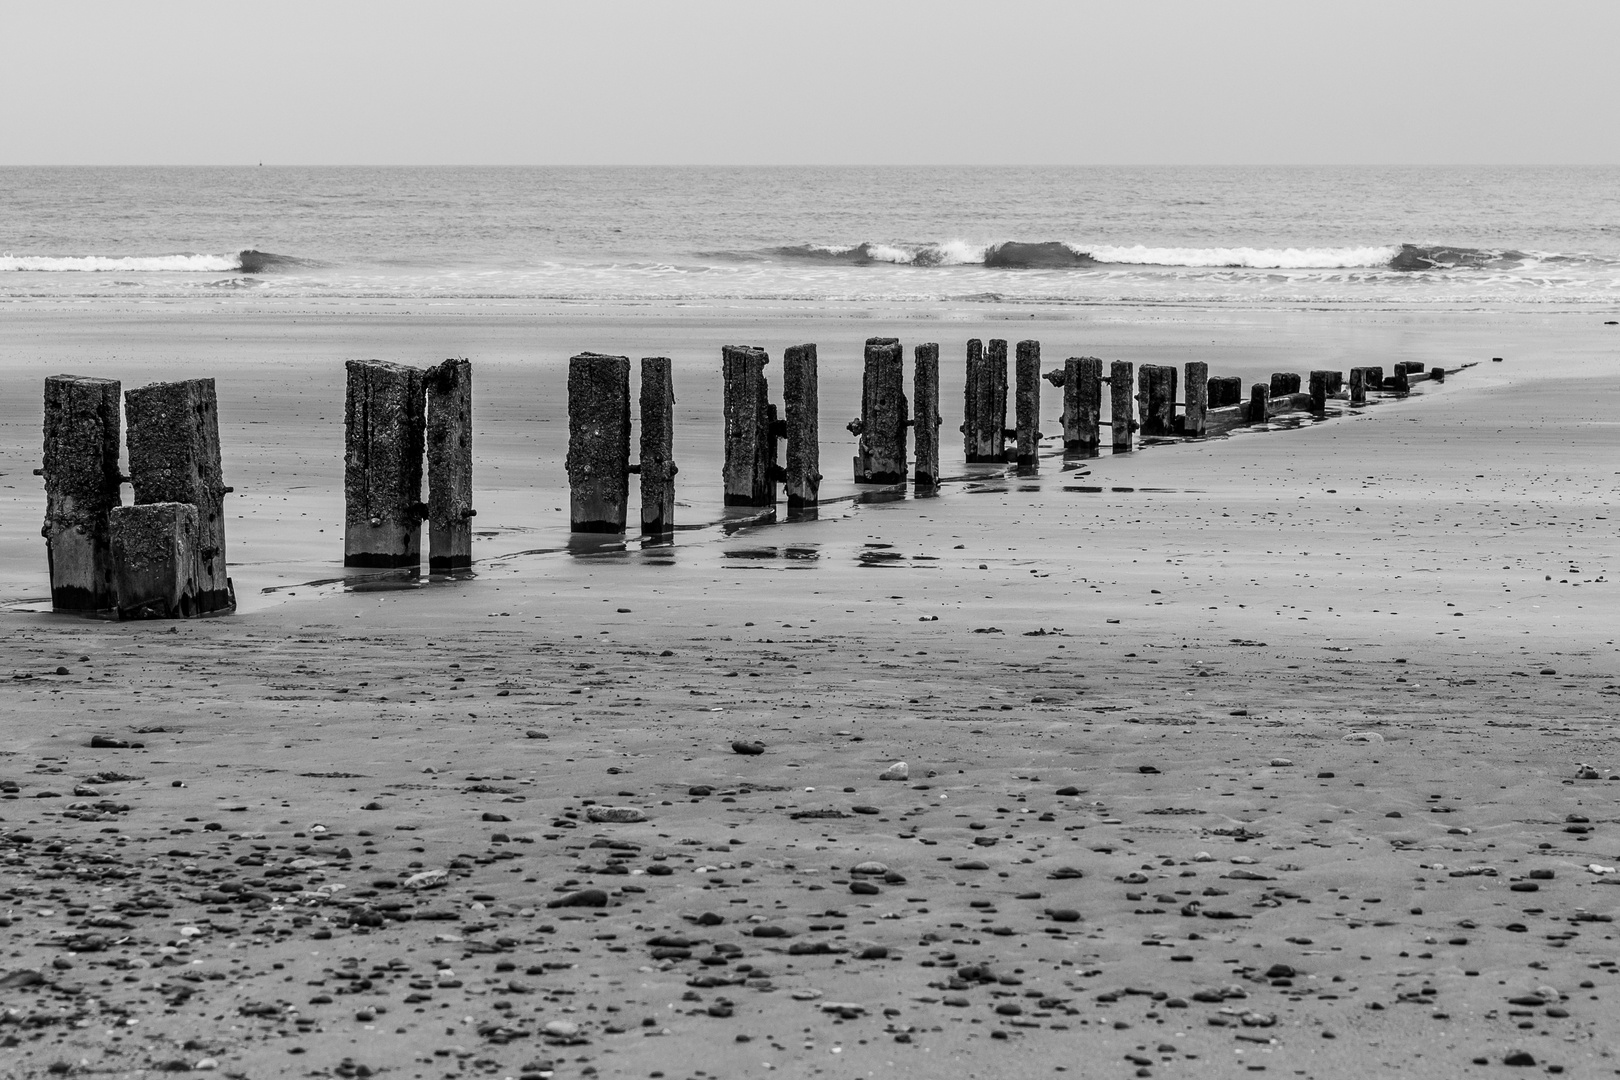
0,249,303,273
765,240,1553,271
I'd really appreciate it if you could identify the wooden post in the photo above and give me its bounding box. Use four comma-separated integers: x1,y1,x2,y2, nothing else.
125,377,234,614
722,345,777,507
1349,367,1367,406
963,338,1008,463
1429,365,1446,383
1249,383,1270,425
639,357,677,534
1110,360,1134,451
913,343,941,487
1308,370,1331,414
1014,340,1041,467
108,503,202,620
1138,364,1177,436
1183,361,1209,436
1269,372,1301,396
1207,376,1243,408
1389,368,1411,396
782,345,819,512
40,375,122,613
424,358,473,572
343,360,425,567
566,352,631,532
853,337,907,483
1326,371,1344,395
1364,366,1385,392
1064,356,1102,451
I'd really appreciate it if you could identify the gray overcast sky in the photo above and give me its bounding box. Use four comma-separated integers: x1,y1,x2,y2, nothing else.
5,0,1619,166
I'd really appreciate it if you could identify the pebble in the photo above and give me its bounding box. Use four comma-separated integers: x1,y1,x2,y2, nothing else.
586,806,647,823
1055,786,1081,796
546,889,609,909
732,740,766,755
879,762,909,781
404,868,450,890
1342,731,1384,743
1269,758,1292,767
543,1020,579,1037
850,861,890,876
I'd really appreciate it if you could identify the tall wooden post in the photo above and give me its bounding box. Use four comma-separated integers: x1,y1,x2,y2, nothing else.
1109,360,1134,452
566,352,631,532
125,377,234,613
1308,370,1331,414
425,358,473,572
344,360,425,567
913,343,941,487
782,345,819,513
963,338,1008,463
40,375,122,613
722,345,777,507
1138,364,1177,437
1348,367,1367,406
1183,361,1209,437
639,357,677,534
1249,383,1270,425
1207,376,1243,408
108,503,202,620
853,337,907,483
1269,372,1301,396
1014,340,1041,467
1063,357,1102,452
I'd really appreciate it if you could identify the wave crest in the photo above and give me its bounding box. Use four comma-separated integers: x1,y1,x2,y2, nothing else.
0,249,302,273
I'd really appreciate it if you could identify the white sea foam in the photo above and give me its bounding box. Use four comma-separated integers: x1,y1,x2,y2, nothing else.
1084,245,1402,269
0,253,242,272
932,240,989,266
862,244,917,265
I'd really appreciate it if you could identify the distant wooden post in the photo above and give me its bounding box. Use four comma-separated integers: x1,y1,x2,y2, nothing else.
343,360,425,567
108,503,202,620
40,375,122,613
1269,372,1301,396
853,337,907,483
1326,371,1344,395
963,338,1008,463
1183,361,1209,436
1389,368,1411,397
1138,364,1177,436
1109,360,1134,451
566,352,631,532
639,357,677,534
722,345,777,507
1364,366,1385,392
1014,340,1041,467
424,358,473,572
1308,370,1331,414
125,377,234,613
1249,383,1270,425
1429,365,1446,383
1208,376,1243,408
913,343,941,487
782,345,819,512
1349,367,1367,406
1062,356,1102,451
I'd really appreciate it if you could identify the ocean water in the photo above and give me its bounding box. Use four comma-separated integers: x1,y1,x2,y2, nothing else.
2,165,1618,310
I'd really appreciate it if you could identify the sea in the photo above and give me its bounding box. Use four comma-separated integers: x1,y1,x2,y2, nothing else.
2,165,1619,311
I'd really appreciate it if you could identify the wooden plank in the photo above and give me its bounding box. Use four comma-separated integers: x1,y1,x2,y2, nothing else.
566,352,631,531
425,358,473,572
343,359,425,568
40,374,122,613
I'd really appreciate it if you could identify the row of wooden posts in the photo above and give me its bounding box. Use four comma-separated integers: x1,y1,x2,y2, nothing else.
39,375,234,618
559,337,1442,535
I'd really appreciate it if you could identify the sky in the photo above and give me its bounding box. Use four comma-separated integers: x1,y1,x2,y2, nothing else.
4,0,1619,166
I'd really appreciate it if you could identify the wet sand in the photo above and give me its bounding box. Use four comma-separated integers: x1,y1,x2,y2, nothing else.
1,303,1618,1080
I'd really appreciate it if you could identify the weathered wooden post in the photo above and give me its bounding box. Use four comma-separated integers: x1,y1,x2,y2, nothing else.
852,337,907,483
722,345,778,507
1060,356,1102,451
424,358,473,572
1249,383,1270,425
639,357,677,533
40,375,122,613
566,352,631,532
913,343,941,487
1429,365,1446,383
1183,361,1209,436
107,503,202,620
1137,364,1177,436
1364,366,1385,392
1389,368,1411,396
782,345,819,512
344,360,425,567
963,338,1009,463
1109,360,1134,451
1326,371,1344,395
1348,367,1367,406
125,377,234,613
1208,376,1243,408
1308,370,1331,414
1014,340,1041,467
1269,372,1301,396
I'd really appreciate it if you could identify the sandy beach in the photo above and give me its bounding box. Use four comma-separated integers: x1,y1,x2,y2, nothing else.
2,302,1618,1080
